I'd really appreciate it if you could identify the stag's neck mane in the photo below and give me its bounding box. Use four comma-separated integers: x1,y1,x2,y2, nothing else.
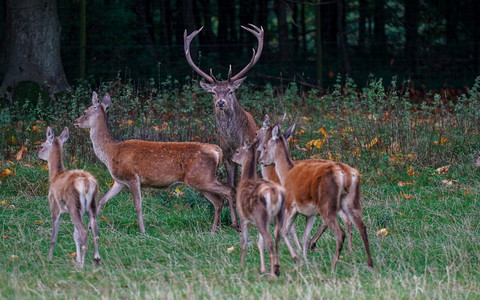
274,136,295,185
48,140,65,180
215,99,255,149
89,109,118,167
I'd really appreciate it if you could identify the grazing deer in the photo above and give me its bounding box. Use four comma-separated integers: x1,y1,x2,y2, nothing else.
232,139,293,276
74,92,238,234
38,126,100,268
258,124,374,269
184,24,263,188
256,115,354,254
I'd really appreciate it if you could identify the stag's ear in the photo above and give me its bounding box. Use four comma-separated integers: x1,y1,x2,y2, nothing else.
199,81,215,93
101,94,111,110
92,91,99,107
46,126,54,143
272,125,280,141
284,124,296,141
231,77,247,91
58,127,69,145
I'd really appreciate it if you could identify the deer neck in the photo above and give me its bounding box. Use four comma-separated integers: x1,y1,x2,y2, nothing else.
48,142,65,180
274,137,295,185
89,111,116,167
215,100,252,148
240,147,258,181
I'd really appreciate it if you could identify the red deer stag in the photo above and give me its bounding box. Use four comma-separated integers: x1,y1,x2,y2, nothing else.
38,126,100,268
258,124,374,269
184,24,263,188
256,115,355,254
74,92,238,234
232,139,294,276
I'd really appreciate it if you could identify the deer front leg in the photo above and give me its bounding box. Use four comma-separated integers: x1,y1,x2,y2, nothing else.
240,219,249,268
302,215,316,262
126,179,145,233
98,181,125,211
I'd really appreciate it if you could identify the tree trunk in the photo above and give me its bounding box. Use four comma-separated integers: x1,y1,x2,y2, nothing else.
315,0,323,87
404,0,420,75
373,0,387,62
79,0,86,80
274,0,290,62
337,0,351,76
358,0,367,55
0,0,70,98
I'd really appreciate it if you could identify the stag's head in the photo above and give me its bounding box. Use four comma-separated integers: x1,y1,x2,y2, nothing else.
184,24,264,111
74,92,111,129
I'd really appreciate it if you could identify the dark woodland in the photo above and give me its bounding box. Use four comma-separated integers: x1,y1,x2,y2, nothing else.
1,0,480,96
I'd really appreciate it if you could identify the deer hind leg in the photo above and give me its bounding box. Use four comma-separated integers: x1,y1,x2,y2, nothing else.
200,191,224,234
126,179,145,233
348,209,374,268
98,181,124,211
309,222,328,251
339,210,353,254
48,201,61,260
70,210,87,269
239,219,250,268
324,214,346,270
87,198,101,265
273,204,285,276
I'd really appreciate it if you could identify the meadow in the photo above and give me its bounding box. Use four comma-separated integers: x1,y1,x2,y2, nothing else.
0,76,479,299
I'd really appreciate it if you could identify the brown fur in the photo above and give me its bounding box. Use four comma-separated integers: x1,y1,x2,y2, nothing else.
232,139,287,276
74,92,238,234
38,127,100,268
258,124,374,269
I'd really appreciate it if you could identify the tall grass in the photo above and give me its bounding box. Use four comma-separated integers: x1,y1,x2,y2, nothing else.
1,76,480,298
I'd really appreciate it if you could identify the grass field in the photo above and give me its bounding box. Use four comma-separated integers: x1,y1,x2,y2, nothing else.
1,78,480,299
1,156,479,299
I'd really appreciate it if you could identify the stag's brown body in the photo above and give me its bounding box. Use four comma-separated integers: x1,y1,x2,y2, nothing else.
232,139,288,276
38,127,100,269
74,92,237,234
259,125,374,269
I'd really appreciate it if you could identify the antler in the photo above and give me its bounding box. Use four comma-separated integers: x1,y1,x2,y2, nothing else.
229,24,264,82
184,27,216,83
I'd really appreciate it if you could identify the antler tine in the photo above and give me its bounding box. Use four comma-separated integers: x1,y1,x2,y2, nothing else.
230,24,264,82
184,27,215,83
227,65,232,81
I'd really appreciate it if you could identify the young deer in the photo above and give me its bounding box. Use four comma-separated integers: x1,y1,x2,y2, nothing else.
232,139,291,276
74,92,238,234
38,126,100,268
258,124,374,269
184,24,263,188
256,115,354,254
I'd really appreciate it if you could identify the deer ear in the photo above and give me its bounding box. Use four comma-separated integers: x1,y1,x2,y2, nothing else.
199,81,214,93
262,114,270,129
231,77,246,91
272,125,280,141
46,126,54,143
284,123,296,141
101,93,111,110
92,91,99,107
58,127,69,144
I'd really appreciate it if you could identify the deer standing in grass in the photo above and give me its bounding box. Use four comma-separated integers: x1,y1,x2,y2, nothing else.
256,115,355,254
38,126,100,268
258,124,374,269
74,92,238,234
232,139,290,276
184,24,263,188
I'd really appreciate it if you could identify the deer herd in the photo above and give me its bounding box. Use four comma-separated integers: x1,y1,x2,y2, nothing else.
37,24,374,276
